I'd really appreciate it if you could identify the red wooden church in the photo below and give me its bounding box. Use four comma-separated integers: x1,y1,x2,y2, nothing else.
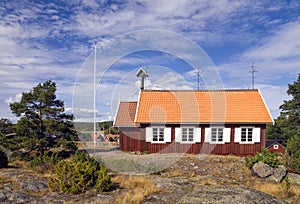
114,89,273,156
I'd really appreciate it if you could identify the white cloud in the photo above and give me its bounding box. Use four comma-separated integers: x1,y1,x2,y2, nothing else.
216,20,300,117
244,21,300,60
4,94,22,104
257,84,290,118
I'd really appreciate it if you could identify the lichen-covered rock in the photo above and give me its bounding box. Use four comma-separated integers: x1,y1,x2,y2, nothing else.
266,165,288,183
0,155,294,203
20,180,48,192
143,185,287,204
287,173,300,185
40,192,114,204
251,162,273,178
0,190,7,202
0,189,35,203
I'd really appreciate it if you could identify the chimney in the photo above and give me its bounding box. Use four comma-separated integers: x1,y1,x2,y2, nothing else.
136,68,148,90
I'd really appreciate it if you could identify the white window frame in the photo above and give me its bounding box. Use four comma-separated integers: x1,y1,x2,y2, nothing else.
152,127,165,142
273,144,279,149
235,127,260,144
211,127,224,143
175,127,201,144
241,127,253,143
205,126,231,144
146,126,171,144
182,127,194,142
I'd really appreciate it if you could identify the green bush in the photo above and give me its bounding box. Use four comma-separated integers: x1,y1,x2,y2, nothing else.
27,152,62,173
58,139,78,153
0,149,8,168
28,152,62,168
10,151,32,162
245,154,261,169
95,166,112,192
48,152,111,194
245,148,281,169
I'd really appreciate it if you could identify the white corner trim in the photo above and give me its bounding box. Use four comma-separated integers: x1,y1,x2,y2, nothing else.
258,89,274,124
112,100,121,126
133,90,142,123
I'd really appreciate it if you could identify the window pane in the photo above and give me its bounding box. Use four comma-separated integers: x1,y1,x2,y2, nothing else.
248,128,253,142
153,128,158,141
241,128,247,142
159,128,164,141
211,128,217,142
218,128,223,142
182,128,187,141
188,128,193,141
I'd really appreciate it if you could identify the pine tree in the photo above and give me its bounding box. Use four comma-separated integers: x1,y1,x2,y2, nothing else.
267,74,300,145
287,129,300,174
10,80,77,156
0,118,13,135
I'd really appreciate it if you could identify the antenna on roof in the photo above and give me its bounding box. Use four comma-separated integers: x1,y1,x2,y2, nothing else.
249,62,257,90
194,68,202,90
136,67,149,90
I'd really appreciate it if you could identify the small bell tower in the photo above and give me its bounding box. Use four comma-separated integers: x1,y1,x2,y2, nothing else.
136,68,149,90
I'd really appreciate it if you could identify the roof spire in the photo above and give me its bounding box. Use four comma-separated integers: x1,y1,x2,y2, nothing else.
136,67,149,90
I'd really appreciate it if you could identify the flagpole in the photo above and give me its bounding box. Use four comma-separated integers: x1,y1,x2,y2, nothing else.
93,43,97,147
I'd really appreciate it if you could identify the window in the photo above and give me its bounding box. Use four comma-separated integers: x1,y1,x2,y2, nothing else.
241,128,253,142
211,127,223,142
152,127,164,142
175,127,201,143
182,128,194,142
273,144,279,149
234,127,260,144
146,127,171,143
205,127,230,144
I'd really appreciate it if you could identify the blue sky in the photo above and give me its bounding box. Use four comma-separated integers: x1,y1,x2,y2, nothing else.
0,0,300,122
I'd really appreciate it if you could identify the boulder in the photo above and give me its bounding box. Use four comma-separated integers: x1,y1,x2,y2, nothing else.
143,185,287,204
287,173,300,185
20,180,48,192
0,191,7,202
266,165,288,183
251,162,273,178
0,189,34,203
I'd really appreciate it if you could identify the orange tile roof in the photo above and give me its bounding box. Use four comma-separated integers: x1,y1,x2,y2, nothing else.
114,102,137,127
134,90,273,124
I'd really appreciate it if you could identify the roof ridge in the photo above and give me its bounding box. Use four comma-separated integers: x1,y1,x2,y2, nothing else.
119,101,138,103
140,89,259,92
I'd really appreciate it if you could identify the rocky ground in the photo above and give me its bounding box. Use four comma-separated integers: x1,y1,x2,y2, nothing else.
0,154,299,203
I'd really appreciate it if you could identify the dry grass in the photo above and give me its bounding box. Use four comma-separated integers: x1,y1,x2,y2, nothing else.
253,181,300,203
0,175,12,188
160,169,185,178
9,160,28,169
112,175,160,204
197,177,218,186
254,182,284,197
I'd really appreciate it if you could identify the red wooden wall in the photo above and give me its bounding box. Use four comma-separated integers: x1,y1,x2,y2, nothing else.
119,124,267,156
267,143,285,154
